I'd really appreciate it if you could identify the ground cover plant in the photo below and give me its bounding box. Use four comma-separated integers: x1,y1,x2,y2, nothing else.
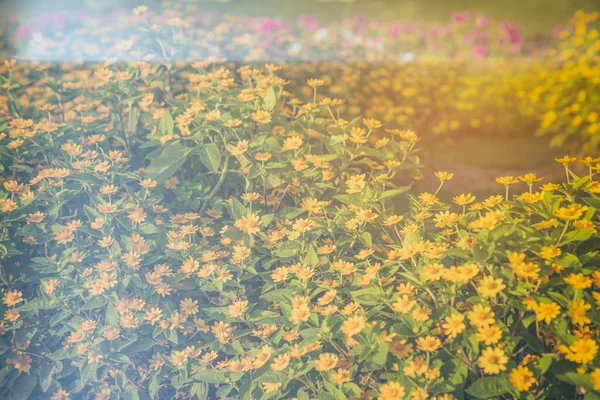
0,4,600,400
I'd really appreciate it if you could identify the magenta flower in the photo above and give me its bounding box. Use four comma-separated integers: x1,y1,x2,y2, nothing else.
451,12,471,25
15,24,34,40
473,44,487,58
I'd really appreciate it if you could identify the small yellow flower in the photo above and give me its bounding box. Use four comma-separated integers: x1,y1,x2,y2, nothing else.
555,155,577,165
434,171,454,182
510,366,536,391
314,353,338,372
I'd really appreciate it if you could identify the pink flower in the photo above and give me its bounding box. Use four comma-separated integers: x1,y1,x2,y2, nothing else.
298,15,319,32
473,45,487,59
475,15,488,29
389,23,403,37
553,25,566,37
53,11,66,31
405,23,417,33
464,30,477,44
452,12,471,25
15,24,34,40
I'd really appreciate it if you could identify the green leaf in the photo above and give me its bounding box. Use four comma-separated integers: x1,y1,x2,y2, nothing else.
159,110,174,135
145,142,191,183
198,143,222,173
18,297,60,312
263,87,277,112
560,229,595,245
39,361,61,392
123,338,154,355
80,296,107,311
139,223,160,235
194,369,230,383
380,187,409,199
191,382,209,400
465,375,513,399
343,383,362,397
228,198,246,219
333,194,363,206
350,288,385,306
305,245,319,268
552,360,593,390
123,385,140,400
12,373,37,400
533,354,553,376
149,375,160,398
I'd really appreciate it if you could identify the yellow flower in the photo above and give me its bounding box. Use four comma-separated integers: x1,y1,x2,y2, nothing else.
234,213,262,235
392,295,416,314
418,192,439,206
289,304,311,324
416,336,441,352
554,203,588,220
510,366,536,391
495,176,518,186
229,140,249,156
363,117,382,130
518,173,543,185
262,382,282,393
270,353,291,371
478,346,508,375
378,382,405,400
341,315,365,337
569,300,591,326
251,110,272,125
555,155,577,165
453,193,475,206
540,183,561,191
434,171,454,182
133,5,148,16
281,136,303,152
314,353,338,372
331,369,352,385
476,324,502,345
559,338,598,364
2,290,23,307
591,368,600,391
477,276,506,297
345,174,366,194
468,304,495,328
228,300,249,318
536,302,561,324
442,314,465,338
540,245,561,260
306,78,324,88
564,273,592,289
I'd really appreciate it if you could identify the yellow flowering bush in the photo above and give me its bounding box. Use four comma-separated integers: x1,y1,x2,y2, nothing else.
282,60,540,142
522,11,600,151
1,5,600,400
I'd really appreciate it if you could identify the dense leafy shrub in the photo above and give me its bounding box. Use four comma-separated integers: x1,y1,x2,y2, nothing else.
522,11,600,151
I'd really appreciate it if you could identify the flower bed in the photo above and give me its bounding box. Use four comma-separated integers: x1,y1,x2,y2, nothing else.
1,5,600,400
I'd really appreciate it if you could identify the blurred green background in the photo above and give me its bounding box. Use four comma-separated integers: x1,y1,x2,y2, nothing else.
1,0,599,35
